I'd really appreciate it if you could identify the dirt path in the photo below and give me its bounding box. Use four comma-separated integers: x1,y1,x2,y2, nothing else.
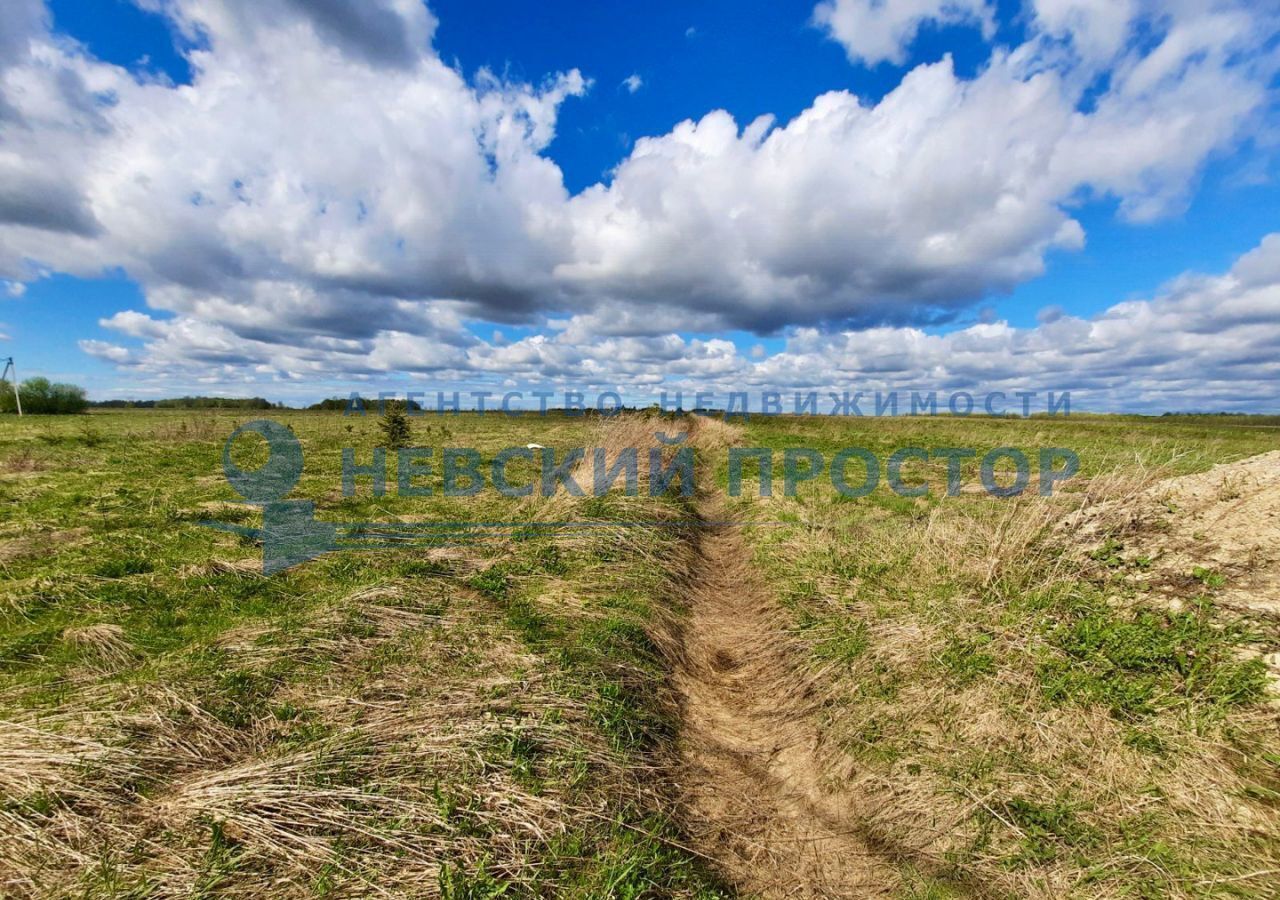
672,494,899,897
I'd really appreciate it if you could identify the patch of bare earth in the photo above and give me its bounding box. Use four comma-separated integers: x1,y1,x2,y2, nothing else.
1074,449,1280,684
1090,451,1280,610
0,527,87,569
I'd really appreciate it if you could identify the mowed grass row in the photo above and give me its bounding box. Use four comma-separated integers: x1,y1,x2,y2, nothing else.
0,410,729,898
726,414,1280,898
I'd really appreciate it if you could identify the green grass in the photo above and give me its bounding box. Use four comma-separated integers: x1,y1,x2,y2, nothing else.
728,412,1280,897
0,409,729,897
1037,595,1268,716
2,408,1278,898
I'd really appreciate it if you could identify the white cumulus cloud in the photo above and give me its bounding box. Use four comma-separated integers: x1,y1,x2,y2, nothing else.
0,0,1274,405
813,0,994,66
76,233,1280,412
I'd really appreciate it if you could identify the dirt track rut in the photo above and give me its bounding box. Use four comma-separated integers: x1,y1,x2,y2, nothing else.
672,494,898,897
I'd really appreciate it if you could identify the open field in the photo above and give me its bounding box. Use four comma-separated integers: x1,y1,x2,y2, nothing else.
1,409,1278,898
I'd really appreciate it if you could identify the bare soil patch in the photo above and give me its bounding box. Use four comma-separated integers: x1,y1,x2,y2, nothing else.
1073,449,1280,689
0,527,87,568
1091,451,1280,611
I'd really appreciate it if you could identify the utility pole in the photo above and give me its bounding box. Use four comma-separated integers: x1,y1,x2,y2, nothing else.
2,357,21,416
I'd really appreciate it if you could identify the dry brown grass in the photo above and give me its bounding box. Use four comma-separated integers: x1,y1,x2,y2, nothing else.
0,448,49,475
527,413,742,514
180,557,263,579
0,676,605,897
62,623,137,672
742,460,1280,898
0,522,709,900
0,591,576,896
0,537,37,568
0,528,86,569
146,417,224,443
13,411,1271,897
1058,464,1173,554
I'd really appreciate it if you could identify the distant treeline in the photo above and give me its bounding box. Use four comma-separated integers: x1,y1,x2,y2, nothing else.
308,397,350,411
1157,411,1280,426
88,396,401,411
92,396,283,410
88,396,419,411
309,397,423,411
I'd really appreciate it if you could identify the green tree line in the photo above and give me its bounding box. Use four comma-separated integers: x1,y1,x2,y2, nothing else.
92,396,281,409
1,378,89,414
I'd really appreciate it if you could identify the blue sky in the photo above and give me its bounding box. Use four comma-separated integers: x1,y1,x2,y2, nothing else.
1,0,1278,410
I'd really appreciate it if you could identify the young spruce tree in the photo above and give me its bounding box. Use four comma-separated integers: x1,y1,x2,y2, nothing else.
379,401,412,450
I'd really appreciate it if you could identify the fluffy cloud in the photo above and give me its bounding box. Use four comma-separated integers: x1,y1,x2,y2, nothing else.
0,0,585,310
80,233,1280,411
0,0,47,66
746,231,1280,412
813,0,994,66
1,0,1277,401
559,64,1092,332
554,0,1275,326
